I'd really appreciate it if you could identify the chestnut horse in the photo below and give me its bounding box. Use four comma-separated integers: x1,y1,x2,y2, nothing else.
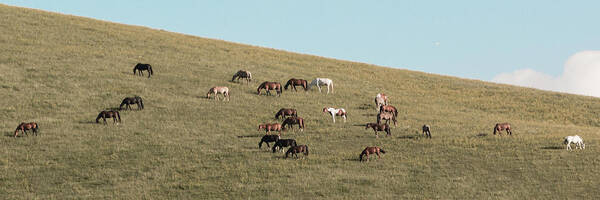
257,81,282,96
422,124,431,138
375,93,388,111
282,117,305,132
206,86,230,101
96,110,121,125
258,123,283,135
377,112,397,127
360,146,386,162
133,63,153,78
322,107,347,123
120,96,144,110
275,108,297,119
365,123,391,138
284,78,308,91
259,135,280,149
493,123,512,135
379,105,398,117
231,70,252,84
14,122,39,137
286,145,309,159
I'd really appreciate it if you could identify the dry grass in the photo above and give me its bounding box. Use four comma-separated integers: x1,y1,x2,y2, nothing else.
1,4,600,199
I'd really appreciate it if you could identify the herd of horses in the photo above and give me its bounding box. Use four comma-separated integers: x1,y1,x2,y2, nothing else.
12,65,585,164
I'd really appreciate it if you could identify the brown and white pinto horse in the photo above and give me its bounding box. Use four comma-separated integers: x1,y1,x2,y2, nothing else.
258,123,283,135
360,146,386,162
285,145,309,159
257,81,282,96
96,110,121,125
206,86,230,101
365,123,391,138
275,108,297,119
284,78,308,91
282,117,305,132
374,93,388,111
322,107,347,123
379,105,398,117
231,70,252,84
14,122,39,137
493,123,512,135
377,112,397,127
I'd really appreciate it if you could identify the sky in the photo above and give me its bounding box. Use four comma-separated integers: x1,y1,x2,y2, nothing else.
3,1,600,96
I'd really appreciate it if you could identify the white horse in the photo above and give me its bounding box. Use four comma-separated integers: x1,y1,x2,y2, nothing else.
308,78,333,94
375,93,388,111
206,86,230,101
322,107,347,123
564,135,585,151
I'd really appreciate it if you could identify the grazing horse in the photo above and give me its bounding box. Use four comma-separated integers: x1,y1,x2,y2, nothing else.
322,107,347,123
365,123,391,138
96,110,121,125
272,139,298,153
259,135,280,149
379,105,398,117
360,146,386,162
375,93,388,111
564,135,585,151
257,81,282,96
14,122,39,137
133,63,153,78
231,70,252,84
308,78,333,94
207,86,230,101
282,117,305,132
275,108,297,119
377,112,397,127
493,123,512,135
119,96,144,110
258,123,283,135
422,124,431,138
284,78,308,91
285,145,309,159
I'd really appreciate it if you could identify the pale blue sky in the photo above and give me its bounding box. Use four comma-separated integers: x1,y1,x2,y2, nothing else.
3,0,600,81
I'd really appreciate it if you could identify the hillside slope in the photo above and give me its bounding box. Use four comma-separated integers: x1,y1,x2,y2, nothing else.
1,4,600,199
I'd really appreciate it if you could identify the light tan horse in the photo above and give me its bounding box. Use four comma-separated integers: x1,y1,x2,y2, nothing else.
207,86,230,101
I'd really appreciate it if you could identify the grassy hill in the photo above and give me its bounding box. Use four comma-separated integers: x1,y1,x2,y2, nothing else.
2,4,600,199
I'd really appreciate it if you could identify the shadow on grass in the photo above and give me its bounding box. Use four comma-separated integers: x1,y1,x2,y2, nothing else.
476,133,488,137
352,124,366,127
237,134,264,138
345,157,361,162
103,107,121,111
357,104,375,110
397,135,417,139
541,146,562,150
362,113,377,117
78,120,98,124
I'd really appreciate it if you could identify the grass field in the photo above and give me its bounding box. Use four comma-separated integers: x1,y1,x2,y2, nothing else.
2,4,600,199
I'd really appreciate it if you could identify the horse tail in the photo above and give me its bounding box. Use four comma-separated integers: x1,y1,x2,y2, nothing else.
247,71,252,81
493,124,497,135
116,111,122,123
148,65,153,75
139,98,144,109
302,80,307,91
300,119,305,130
33,123,39,132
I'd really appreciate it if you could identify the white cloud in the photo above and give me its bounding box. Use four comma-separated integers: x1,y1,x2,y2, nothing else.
492,51,600,97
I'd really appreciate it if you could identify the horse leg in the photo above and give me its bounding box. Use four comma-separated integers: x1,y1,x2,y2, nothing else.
343,115,346,123
332,115,335,123
376,152,381,160
103,117,107,125
317,85,322,93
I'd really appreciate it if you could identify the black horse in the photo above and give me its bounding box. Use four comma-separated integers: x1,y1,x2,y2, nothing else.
120,96,144,110
272,139,297,153
133,63,153,78
259,135,280,149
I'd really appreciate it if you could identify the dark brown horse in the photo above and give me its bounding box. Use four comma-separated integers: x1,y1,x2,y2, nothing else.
285,145,309,159
365,123,391,138
379,105,398,117
422,124,431,138
120,96,144,110
377,112,397,127
493,123,512,135
231,70,252,84
259,135,280,149
272,139,297,153
133,63,153,78
360,146,386,162
257,81,282,96
96,110,121,125
258,123,283,135
275,108,297,119
282,117,305,132
14,122,39,137
284,78,308,91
